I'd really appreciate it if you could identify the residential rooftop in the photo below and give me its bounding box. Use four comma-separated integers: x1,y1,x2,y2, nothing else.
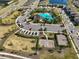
39,39,55,48
57,34,68,46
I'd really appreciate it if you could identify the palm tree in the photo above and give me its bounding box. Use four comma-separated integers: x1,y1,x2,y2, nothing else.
44,27,47,31
39,28,43,31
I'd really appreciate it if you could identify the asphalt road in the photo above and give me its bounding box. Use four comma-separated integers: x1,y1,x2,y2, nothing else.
0,0,28,18
61,9,79,58
0,52,31,59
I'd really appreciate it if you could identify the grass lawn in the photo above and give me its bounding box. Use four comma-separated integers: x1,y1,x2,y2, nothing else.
75,26,79,29
3,34,36,53
40,48,78,59
45,32,54,39
2,11,21,24
0,24,17,38
64,48,78,59
52,7,61,16
77,8,79,12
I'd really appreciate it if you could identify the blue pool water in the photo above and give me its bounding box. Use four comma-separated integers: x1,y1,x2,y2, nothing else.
38,13,55,22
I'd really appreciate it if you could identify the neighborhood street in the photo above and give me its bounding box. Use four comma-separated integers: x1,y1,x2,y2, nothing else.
61,9,79,58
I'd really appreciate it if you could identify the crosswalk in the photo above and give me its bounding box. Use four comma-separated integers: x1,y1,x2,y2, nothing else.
16,28,39,37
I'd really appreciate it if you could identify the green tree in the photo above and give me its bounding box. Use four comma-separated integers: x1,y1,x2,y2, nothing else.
35,37,39,54
0,19,2,24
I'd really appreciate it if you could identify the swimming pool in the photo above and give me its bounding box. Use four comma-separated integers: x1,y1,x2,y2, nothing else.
38,13,55,22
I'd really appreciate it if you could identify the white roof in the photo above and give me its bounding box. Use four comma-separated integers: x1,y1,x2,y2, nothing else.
57,35,68,46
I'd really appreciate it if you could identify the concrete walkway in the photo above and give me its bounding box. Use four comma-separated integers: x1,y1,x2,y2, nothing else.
0,52,31,59
43,31,49,47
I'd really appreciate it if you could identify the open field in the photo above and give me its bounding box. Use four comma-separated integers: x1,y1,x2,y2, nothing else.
40,48,78,59
1,11,21,24
3,34,36,53
0,24,17,38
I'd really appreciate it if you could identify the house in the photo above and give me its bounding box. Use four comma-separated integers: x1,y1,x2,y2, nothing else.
39,39,55,49
73,0,79,8
56,34,68,47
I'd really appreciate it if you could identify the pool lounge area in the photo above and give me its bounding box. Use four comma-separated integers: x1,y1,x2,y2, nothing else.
38,13,55,22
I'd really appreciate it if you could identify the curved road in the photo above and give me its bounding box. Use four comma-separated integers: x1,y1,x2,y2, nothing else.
16,10,64,34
